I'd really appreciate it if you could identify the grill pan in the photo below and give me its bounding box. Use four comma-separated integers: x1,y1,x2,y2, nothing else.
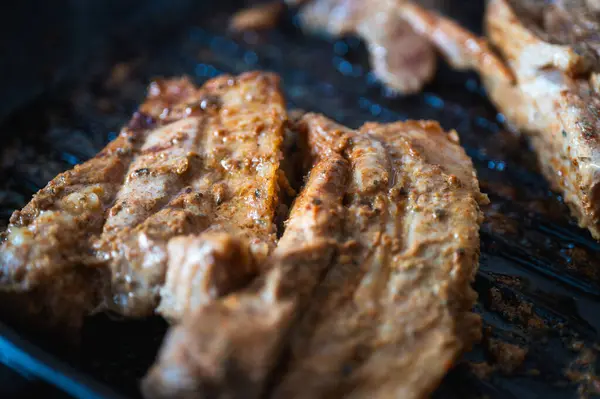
1,1,600,398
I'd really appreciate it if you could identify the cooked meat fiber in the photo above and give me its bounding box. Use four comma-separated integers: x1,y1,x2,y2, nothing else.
157,233,258,322
484,0,600,239
143,114,487,399
143,147,347,399
396,2,514,85
0,72,286,322
98,72,285,317
274,115,486,399
292,0,511,94
0,95,160,330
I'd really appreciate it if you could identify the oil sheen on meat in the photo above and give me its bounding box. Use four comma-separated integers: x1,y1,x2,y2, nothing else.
0,72,286,325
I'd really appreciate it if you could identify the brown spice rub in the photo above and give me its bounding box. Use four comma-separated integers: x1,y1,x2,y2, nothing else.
142,113,487,399
0,72,286,326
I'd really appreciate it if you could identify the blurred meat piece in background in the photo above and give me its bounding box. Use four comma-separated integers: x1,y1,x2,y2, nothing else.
288,0,511,94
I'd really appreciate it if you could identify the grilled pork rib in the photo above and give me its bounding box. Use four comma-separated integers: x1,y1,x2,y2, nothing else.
143,113,487,399
0,72,286,322
483,0,600,239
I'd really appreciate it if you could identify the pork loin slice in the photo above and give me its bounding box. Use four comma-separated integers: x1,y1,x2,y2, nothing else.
142,113,487,399
273,115,486,399
98,72,285,317
0,72,286,327
484,0,600,239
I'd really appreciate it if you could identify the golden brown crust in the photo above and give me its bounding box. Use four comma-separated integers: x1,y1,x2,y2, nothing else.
143,150,348,399
274,115,485,399
157,233,259,322
0,72,286,326
98,72,286,316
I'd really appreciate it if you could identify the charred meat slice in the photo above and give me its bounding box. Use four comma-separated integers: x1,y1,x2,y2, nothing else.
143,114,487,399
292,0,511,93
98,72,286,317
143,149,348,399
484,0,600,239
273,116,486,399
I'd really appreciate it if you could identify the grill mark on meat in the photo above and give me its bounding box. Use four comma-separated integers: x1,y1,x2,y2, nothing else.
142,148,349,399
98,72,286,317
273,119,486,399
101,117,206,238
0,72,285,328
0,114,154,289
143,114,486,399
484,0,600,238
0,106,163,332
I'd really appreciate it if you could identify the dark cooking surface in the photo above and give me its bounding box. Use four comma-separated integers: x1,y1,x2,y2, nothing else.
1,1,600,398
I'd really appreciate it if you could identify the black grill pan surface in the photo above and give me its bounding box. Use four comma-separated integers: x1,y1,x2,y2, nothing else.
1,1,599,398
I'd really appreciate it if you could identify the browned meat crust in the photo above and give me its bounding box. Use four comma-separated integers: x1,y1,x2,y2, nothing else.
143,113,487,399
0,72,286,323
0,97,159,331
483,0,600,239
292,0,511,94
98,72,285,317
143,145,348,399
273,115,486,399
